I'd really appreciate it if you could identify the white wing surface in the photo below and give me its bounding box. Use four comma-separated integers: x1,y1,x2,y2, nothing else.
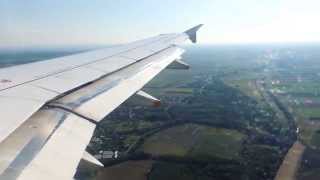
0,25,203,180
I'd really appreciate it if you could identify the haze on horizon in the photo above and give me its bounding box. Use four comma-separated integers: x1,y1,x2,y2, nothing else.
1,0,320,48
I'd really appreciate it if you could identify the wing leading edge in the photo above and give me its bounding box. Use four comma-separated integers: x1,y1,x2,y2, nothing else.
0,25,203,180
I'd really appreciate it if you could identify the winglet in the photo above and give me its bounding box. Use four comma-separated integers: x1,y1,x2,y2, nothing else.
184,24,204,43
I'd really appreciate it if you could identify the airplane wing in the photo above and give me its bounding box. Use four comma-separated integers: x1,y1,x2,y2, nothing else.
0,25,203,180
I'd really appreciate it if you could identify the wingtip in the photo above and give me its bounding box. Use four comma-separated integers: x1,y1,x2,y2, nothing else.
184,24,204,33
184,24,204,43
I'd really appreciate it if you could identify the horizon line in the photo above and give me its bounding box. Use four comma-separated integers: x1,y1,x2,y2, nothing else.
2,41,320,51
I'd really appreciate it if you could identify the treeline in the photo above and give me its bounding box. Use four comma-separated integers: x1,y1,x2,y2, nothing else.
266,90,297,143
100,150,280,180
101,151,240,169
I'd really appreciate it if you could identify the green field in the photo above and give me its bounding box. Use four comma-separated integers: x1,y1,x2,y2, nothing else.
311,132,320,149
188,126,246,160
101,120,155,133
148,162,195,180
96,161,153,180
146,69,192,89
296,107,320,119
291,106,320,148
277,82,320,96
141,124,246,160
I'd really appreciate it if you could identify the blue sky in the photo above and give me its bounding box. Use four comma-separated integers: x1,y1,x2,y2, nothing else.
0,0,319,48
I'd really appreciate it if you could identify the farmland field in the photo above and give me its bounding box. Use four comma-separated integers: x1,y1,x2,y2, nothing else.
141,123,246,160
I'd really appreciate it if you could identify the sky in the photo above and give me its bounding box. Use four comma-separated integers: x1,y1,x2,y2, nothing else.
0,0,320,48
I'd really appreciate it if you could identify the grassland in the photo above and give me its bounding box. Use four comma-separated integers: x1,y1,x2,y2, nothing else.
102,120,155,133
141,124,246,160
189,126,246,160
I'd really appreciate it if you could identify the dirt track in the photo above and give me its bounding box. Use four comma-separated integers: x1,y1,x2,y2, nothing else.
274,141,305,180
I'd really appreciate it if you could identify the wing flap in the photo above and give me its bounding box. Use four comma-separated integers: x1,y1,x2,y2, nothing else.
0,85,58,143
54,47,184,121
17,114,95,180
